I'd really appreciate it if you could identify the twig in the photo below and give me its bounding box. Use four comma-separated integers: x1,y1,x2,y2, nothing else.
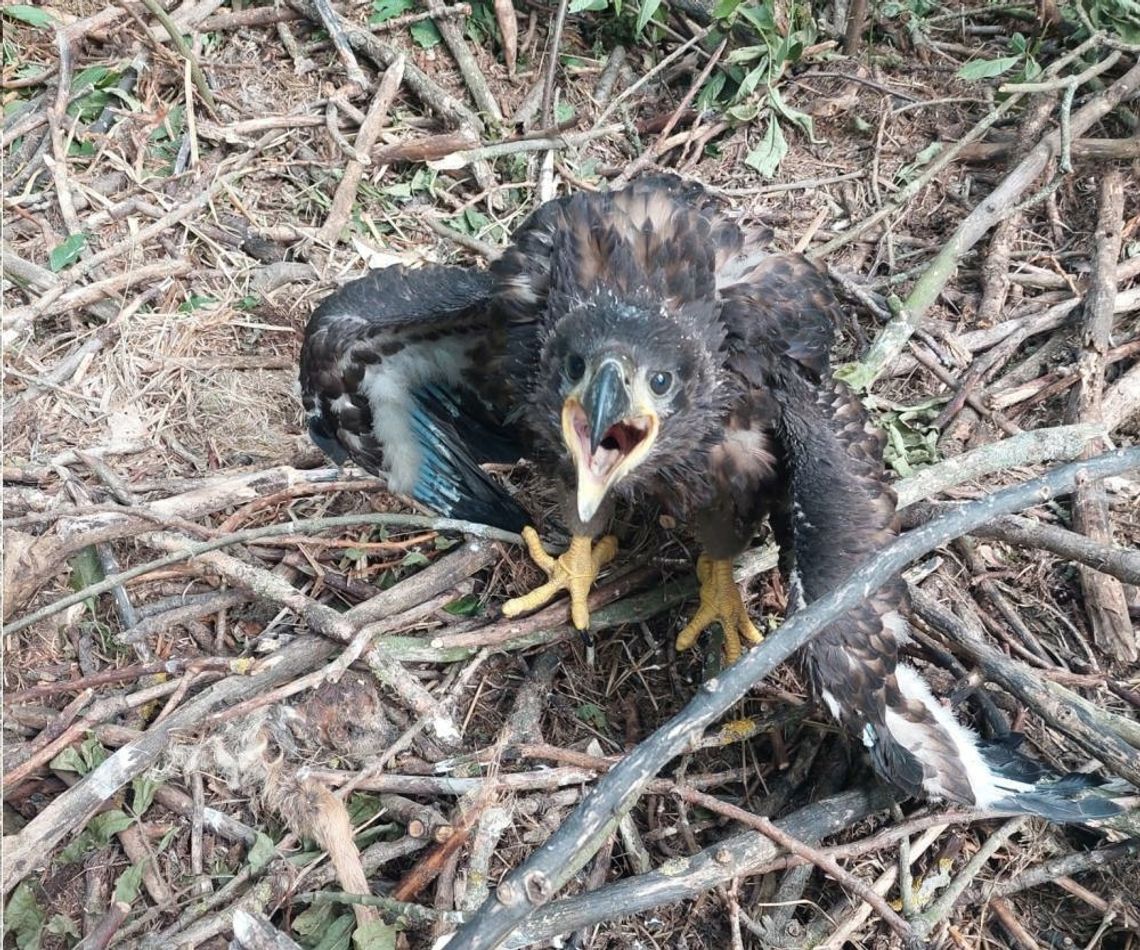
450,447,1140,945
972,839,1140,902
913,817,1030,937
675,787,923,947
1065,168,1134,663
541,0,571,127
970,514,1140,586
137,0,219,114
611,37,728,188
427,0,503,124
836,57,1140,390
316,56,405,245
6,512,518,634
1,636,337,896
311,0,370,92
989,897,1043,950
288,0,483,131
502,787,899,947
891,423,1104,504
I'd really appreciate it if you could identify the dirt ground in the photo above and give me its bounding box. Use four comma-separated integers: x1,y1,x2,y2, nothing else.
3,0,1139,948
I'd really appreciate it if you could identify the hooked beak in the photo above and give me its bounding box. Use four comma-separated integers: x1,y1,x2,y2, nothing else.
562,360,659,524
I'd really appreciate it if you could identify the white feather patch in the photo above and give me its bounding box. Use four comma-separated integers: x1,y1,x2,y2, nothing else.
358,335,474,491
889,664,1032,806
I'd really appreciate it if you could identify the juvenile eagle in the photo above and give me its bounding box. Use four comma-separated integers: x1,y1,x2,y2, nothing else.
301,175,1116,821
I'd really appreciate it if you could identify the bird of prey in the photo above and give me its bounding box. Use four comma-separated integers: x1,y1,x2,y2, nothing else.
301,175,1118,822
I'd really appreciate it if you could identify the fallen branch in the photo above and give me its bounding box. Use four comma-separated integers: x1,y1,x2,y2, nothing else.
450,446,1140,945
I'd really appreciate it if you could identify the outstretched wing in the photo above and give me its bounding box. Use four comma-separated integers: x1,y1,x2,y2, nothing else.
300,264,531,531
721,254,1119,821
773,366,1119,821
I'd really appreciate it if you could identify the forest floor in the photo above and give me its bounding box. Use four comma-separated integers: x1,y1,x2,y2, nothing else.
3,0,1140,948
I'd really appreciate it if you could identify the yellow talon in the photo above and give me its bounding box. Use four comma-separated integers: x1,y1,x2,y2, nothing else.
675,554,763,664
502,527,618,629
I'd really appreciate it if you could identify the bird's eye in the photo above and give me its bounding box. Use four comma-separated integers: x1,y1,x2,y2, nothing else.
565,353,586,382
649,371,673,396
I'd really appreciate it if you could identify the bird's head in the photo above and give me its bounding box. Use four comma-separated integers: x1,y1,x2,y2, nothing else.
536,289,726,524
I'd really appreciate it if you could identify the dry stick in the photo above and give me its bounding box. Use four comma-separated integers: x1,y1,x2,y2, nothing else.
316,56,405,246
818,823,948,947
311,0,370,91
909,588,1140,776
6,511,518,634
1103,361,1140,431
427,0,503,125
611,37,729,189
989,897,1043,950
1,635,338,896
450,447,1140,947
503,787,899,947
288,0,483,132
913,816,1030,938
136,0,218,113
893,423,1103,503
837,56,1140,391
1065,168,1134,663
5,127,284,336
540,0,570,128
972,838,1140,902
958,136,1140,162
675,788,922,948
971,513,1140,586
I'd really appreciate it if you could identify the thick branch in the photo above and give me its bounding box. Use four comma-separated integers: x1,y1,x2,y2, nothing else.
451,446,1140,945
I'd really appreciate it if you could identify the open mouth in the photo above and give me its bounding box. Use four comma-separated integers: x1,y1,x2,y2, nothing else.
570,408,652,478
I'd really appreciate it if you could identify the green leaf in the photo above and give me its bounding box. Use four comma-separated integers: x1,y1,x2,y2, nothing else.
45,914,80,940
744,117,787,177
2,4,55,28
178,293,216,312
49,233,87,272
1009,31,1027,53
408,20,441,47
737,62,768,98
443,593,481,617
636,0,661,31
131,774,161,816
956,55,1020,80
576,702,608,730
370,0,414,22
768,86,817,142
725,44,766,64
248,831,276,873
401,551,430,568
312,913,354,950
695,70,727,111
3,882,45,950
712,0,741,18
346,793,385,826
568,0,607,12
90,809,134,843
292,902,335,939
554,101,575,123
352,920,398,950
112,860,145,904
738,2,776,33
51,734,109,775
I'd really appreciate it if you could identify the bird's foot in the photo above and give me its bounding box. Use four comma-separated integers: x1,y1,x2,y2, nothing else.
501,527,618,629
675,554,763,664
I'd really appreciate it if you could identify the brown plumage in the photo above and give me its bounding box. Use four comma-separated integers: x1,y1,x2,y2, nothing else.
300,175,1120,822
